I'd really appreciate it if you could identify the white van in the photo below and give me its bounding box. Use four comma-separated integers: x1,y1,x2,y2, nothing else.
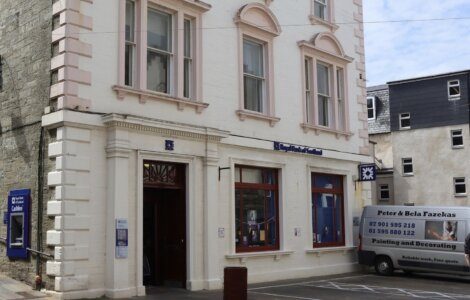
358,205,470,276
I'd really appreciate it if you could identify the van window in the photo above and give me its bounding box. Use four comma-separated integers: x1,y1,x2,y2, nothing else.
425,220,458,241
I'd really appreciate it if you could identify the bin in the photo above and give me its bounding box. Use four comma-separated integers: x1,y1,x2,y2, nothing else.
223,266,247,300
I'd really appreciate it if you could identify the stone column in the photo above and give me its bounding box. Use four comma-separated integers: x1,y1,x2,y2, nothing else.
203,141,221,289
105,127,132,298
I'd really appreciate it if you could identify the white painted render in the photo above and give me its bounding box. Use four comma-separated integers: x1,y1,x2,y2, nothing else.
43,0,372,298
392,125,469,206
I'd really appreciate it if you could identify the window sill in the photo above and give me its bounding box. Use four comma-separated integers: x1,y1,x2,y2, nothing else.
226,250,294,264
301,123,353,140
309,15,339,32
454,193,468,198
306,246,356,257
399,127,411,131
403,174,414,177
452,146,464,149
448,97,461,101
236,110,280,127
112,85,209,113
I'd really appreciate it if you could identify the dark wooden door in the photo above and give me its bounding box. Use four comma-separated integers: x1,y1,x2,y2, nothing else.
143,161,186,288
157,189,186,287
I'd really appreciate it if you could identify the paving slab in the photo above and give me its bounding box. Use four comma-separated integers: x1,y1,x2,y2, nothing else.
0,275,50,300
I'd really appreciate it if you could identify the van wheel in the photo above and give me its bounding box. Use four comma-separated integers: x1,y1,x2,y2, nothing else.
374,256,394,276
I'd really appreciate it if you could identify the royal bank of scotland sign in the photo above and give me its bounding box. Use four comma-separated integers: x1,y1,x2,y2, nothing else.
359,164,376,181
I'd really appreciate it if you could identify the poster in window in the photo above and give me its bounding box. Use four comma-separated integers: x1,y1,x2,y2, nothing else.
425,221,458,241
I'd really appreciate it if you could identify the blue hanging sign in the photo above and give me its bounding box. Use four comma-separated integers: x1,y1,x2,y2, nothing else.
359,164,377,181
274,141,323,156
6,189,31,259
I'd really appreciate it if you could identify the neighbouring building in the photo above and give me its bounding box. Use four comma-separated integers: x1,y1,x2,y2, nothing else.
0,0,372,298
367,70,470,206
367,85,393,204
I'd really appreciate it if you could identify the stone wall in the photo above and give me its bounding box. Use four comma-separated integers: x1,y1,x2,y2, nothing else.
0,0,54,290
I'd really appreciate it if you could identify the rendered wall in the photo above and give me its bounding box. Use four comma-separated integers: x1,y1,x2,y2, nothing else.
392,125,470,205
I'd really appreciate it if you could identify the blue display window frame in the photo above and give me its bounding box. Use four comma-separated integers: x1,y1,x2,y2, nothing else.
6,189,30,259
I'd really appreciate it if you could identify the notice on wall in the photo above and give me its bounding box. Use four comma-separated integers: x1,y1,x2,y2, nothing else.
116,218,128,259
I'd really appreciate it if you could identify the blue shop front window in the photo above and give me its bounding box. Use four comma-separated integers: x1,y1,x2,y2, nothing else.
312,173,345,247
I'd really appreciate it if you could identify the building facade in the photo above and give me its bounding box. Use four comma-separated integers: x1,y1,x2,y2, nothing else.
367,70,470,206
1,0,372,298
367,85,394,204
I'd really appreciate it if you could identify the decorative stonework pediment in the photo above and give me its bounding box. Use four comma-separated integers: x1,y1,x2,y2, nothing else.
298,32,353,63
311,32,345,57
235,3,281,36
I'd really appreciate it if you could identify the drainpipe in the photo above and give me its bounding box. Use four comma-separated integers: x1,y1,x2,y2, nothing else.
35,127,45,289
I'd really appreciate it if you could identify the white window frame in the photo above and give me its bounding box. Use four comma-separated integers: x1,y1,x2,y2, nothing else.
313,0,328,20
399,112,411,130
453,177,467,196
242,37,267,114
124,0,136,87
379,184,390,201
402,158,413,176
117,0,210,111
316,61,332,127
147,7,174,94
447,80,460,100
367,96,376,120
451,129,464,149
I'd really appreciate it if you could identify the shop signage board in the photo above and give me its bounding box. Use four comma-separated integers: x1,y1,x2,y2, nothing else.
359,164,376,181
273,142,322,156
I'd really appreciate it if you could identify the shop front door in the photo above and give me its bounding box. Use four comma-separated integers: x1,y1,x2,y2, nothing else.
143,161,186,288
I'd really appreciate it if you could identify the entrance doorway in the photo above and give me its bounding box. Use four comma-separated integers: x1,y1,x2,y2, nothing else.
143,161,186,288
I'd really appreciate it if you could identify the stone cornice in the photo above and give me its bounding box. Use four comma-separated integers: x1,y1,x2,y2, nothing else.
102,114,230,143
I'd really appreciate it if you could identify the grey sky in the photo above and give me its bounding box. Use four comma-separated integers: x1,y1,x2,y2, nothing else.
363,0,470,86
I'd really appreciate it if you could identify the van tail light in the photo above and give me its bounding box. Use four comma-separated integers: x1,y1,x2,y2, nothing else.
358,234,362,251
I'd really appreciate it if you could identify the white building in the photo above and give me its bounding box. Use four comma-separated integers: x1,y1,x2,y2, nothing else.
43,0,372,298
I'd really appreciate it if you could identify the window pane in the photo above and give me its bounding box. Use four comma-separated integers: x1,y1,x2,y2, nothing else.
125,44,134,86
244,76,263,112
148,10,172,51
313,193,341,244
317,64,329,95
243,40,263,77
241,168,262,184
453,136,463,147
184,59,191,98
147,51,169,93
403,164,413,174
236,189,277,248
184,19,191,58
455,183,466,194
125,0,135,42
318,95,329,126
314,2,326,19
313,174,341,189
401,116,410,128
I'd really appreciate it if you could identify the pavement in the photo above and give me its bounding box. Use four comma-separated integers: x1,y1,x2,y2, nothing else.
2,271,470,299
0,275,50,300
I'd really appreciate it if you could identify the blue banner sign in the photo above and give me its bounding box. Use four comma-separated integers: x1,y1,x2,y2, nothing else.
359,164,377,181
274,142,323,156
6,189,30,259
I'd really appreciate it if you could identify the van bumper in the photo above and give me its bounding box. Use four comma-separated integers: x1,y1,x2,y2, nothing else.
358,250,376,266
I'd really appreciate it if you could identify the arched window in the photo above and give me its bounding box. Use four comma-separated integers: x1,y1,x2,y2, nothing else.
235,3,281,126
299,32,353,138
